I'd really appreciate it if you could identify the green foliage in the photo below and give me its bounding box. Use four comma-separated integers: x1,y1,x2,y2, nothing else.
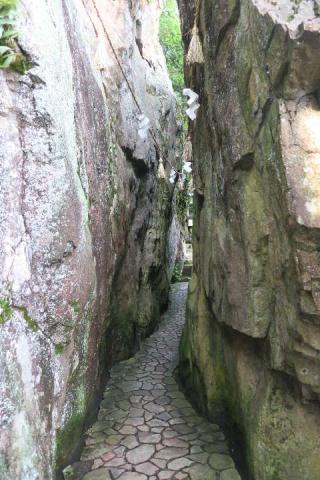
55,384,87,469
0,0,29,73
54,343,64,355
159,0,184,122
176,174,191,225
171,264,182,283
0,0,17,9
0,299,40,331
17,305,39,331
70,299,81,315
0,298,12,324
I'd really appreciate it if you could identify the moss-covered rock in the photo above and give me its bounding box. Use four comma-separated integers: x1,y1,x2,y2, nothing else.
178,0,320,478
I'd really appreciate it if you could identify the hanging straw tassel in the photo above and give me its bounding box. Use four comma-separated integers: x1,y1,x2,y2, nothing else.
183,137,193,163
186,24,204,64
157,157,166,179
186,0,204,65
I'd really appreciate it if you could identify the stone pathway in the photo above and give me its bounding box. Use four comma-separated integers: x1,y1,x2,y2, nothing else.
64,283,241,480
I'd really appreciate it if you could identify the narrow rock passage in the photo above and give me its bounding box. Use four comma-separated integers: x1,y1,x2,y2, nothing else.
67,283,241,480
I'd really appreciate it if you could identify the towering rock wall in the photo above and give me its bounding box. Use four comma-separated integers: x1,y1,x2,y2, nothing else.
0,0,179,478
178,0,320,478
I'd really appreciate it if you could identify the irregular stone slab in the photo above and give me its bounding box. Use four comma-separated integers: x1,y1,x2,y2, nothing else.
119,426,137,435
169,418,185,426
137,425,150,432
128,408,145,417
151,458,167,469
92,459,104,469
220,469,242,480
124,417,144,427
135,461,159,475
155,447,189,460
204,443,229,454
187,463,216,480
173,424,194,434
162,429,178,439
109,468,126,479
188,452,209,464
167,457,194,470
118,473,147,480
151,427,164,434
155,396,171,406
178,433,199,442
85,433,107,445
126,444,155,464
82,468,112,480
105,434,124,446
118,400,131,410
103,457,126,468
148,419,169,428
158,471,175,479
163,437,188,449
209,453,235,471
119,381,142,393
101,452,115,463
158,412,172,421
175,474,189,480
144,402,165,414
120,435,139,449
138,432,161,444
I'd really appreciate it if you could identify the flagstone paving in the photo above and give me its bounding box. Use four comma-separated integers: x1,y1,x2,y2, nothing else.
63,283,242,480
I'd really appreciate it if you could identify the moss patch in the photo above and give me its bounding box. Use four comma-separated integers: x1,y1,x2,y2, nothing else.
0,298,12,325
55,411,84,470
16,306,39,331
54,343,64,355
55,384,87,471
70,299,81,315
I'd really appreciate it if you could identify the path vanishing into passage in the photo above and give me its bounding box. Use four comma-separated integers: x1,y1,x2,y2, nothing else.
65,283,241,480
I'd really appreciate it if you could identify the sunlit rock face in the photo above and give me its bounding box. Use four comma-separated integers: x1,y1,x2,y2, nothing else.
0,1,179,478
178,0,320,478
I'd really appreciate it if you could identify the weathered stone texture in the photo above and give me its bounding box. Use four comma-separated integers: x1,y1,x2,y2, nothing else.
178,0,320,478
0,1,179,478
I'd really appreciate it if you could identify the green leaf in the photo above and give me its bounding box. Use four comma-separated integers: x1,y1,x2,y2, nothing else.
0,0,29,74
2,28,17,39
0,17,14,25
0,52,15,68
0,45,10,54
0,0,17,9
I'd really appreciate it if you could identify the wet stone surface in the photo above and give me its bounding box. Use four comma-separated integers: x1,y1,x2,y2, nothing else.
64,283,242,480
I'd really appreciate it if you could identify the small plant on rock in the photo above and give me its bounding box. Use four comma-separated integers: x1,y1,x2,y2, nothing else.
0,0,28,73
0,298,12,324
171,263,182,283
